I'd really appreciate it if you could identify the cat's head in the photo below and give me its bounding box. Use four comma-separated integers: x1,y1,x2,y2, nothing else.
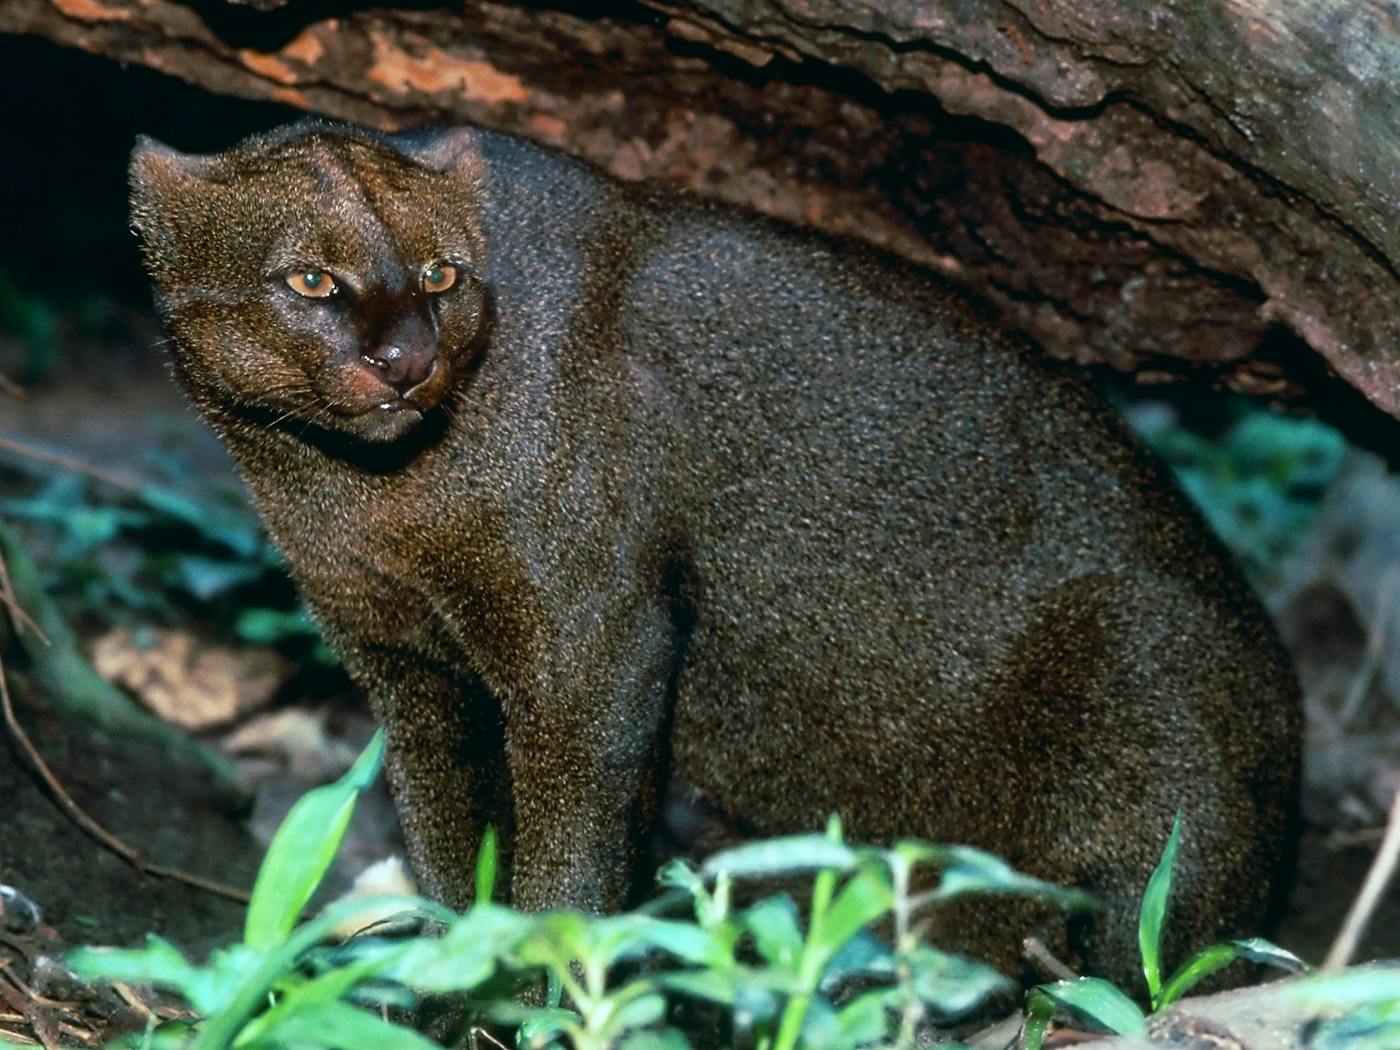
130,123,489,444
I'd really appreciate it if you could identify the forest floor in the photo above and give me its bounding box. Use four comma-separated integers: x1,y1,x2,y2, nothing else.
0,310,1398,1046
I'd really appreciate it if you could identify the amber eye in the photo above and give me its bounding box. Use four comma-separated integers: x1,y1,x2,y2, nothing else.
286,270,337,298
421,262,458,294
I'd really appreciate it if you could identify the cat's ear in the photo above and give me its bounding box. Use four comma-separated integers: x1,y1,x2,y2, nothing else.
402,127,486,188
129,136,215,231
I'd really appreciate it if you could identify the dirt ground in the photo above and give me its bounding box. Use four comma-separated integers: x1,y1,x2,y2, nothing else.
1,312,1398,1045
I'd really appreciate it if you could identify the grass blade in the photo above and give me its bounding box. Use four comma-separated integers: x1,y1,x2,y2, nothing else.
244,729,385,949
1029,977,1147,1037
1158,937,1306,1007
1139,811,1182,1007
476,824,499,904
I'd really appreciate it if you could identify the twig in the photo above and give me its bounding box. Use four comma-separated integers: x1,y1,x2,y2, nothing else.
0,435,143,497
0,650,250,905
1022,936,1079,983
0,372,23,400
110,982,158,1023
1325,826,1386,849
1323,788,1400,970
472,1026,512,1050
0,544,50,647
1337,564,1400,727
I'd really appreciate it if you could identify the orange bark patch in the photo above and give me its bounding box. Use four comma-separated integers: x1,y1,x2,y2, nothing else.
282,26,327,67
367,30,528,104
51,0,131,21
239,48,299,86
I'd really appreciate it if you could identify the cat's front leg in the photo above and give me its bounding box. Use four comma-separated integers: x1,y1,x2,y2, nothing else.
500,606,678,915
349,643,511,911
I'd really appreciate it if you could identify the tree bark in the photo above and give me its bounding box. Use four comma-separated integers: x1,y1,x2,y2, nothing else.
3,0,1396,416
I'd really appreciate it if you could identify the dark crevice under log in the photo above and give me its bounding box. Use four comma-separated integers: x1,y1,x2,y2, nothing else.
2,0,1396,420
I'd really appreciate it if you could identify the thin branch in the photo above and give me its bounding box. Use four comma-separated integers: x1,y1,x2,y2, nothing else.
0,543,49,647
0,372,24,399
0,435,144,497
0,650,250,905
1323,787,1400,970
1338,563,1400,727
1021,936,1079,983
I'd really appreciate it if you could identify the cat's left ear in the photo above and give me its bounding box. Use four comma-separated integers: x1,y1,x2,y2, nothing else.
400,127,486,187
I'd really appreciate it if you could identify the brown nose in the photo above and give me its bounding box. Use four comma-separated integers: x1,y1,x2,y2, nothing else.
363,344,436,393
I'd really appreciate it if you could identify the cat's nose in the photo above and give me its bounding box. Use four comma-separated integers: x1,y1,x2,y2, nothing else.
363,343,436,392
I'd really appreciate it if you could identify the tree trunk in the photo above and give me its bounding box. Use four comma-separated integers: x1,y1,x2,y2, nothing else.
3,0,1396,418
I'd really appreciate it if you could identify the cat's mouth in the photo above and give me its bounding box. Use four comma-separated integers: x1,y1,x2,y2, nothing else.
329,358,453,442
376,395,425,413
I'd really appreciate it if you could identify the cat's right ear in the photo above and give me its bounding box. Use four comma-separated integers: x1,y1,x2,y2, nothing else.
129,136,214,230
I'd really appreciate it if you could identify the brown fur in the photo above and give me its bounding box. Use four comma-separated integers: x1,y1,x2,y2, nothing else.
129,121,1300,990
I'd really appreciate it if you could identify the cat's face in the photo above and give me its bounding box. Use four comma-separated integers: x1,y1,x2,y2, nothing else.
130,127,489,444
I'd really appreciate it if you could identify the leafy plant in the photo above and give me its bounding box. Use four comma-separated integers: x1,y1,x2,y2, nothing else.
1021,812,1306,1048
0,452,331,661
69,735,1096,1050
1288,968,1400,1049
1124,396,1345,581
71,728,454,1050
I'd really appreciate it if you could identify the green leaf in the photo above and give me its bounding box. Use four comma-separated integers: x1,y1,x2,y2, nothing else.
173,556,265,601
476,824,499,904
834,988,894,1045
906,947,1013,1019
1307,1012,1400,1050
657,860,731,928
235,606,321,646
923,845,1096,910
67,935,194,986
512,911,591,973
656,859,703,897
815,869,893,963
655,969,739,1007
176,896,421,1050
136,484,267,560
701,835,858,879
245,730,386,949
236,954,391,1046
1158,937,1306,1008
1287,972,1400,1050
793,995,841,1050
619,1027,692,1050
379,903,526,992
587,913,664,969
819,931,893,991
515,1008,580,1048
240,999,440,1050
742,896,804,971
1288,968,1400,1006
1029,978,1147,1036
1140,812,1183,1008
627,918,734,969
68,937,257,1017
610,991,667,1033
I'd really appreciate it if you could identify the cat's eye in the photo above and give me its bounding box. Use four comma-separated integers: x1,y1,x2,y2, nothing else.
286,270,337,298
421,262,458,294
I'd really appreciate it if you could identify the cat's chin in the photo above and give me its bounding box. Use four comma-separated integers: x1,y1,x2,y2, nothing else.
340,403,431,444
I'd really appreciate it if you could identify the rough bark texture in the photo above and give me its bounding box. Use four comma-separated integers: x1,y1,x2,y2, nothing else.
3,0,1396,415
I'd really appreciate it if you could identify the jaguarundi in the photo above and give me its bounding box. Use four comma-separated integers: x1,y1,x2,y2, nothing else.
128,121,1300,989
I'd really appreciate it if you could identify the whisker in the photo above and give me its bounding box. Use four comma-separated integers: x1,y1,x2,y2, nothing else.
298,400,338,438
